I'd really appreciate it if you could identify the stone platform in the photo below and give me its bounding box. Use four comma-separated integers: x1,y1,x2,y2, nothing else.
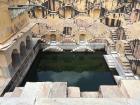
1,80,140,105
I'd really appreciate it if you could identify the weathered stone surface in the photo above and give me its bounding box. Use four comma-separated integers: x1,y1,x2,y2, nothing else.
0,97,35,105
20,82,44,98
81,92,99,98
100,85,126,98
35,98,140,105
47,82,67,98
11,87,23,97
120,80,140,99
0,78,10,96
3,92,13,97
20,82,67,98
67,87,80,98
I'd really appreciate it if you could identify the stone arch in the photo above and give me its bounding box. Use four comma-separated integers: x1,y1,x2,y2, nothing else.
116,20,121,27
105,17,109,25
79,34,86,42
117,27,125,40
111,19,115,27
50,34,56,42
65,6,72,18
11,49,20,68
26,36,31,49
20,41,26,59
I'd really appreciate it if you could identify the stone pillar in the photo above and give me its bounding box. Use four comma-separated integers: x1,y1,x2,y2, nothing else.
49,0,55,11
136,12,140,22
114,18,118,26
0,52,11,78
109,18,112,26
136,64,140,75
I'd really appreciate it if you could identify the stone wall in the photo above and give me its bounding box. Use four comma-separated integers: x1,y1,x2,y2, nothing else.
0,0,29,43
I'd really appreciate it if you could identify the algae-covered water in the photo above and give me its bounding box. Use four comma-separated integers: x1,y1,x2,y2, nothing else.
21,50,116,91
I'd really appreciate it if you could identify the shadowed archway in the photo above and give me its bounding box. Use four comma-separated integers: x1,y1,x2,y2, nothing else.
26,36,31,49
11,49,20,68
20,41,26,59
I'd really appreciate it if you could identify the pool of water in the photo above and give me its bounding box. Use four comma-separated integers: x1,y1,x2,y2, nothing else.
21,50,117,91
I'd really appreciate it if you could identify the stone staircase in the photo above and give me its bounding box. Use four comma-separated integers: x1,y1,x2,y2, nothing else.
110,27,118,43
122,61,131,71
124,42,133,56
3,81,130,98
120,58,132,77
2,80,140,105
123,42,134,76
123,27,130,39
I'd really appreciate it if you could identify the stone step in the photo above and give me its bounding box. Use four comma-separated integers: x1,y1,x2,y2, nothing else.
47,82,67,98
99,85,126,98
3,92,13,97
125,51,132,53
112,36,117,38
21,82,67,98
11,87,23,97
125,53,132,55
125,47,131,49
125,48,131,50
125,50,132,52
112,38,118,40
123,66,131,70
112,37,117,39
81,92,99,98
112,33,117,35
123,65,131,68
122,63,130,66
112,33,117,36
67,87,80,98
35,98,140,105
20,82,46,98
124,46,130,48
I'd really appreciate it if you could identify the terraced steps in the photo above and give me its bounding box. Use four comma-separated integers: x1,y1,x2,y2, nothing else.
67,87,80,98
20,82,67,98
4,80,140,99
110,28,118,43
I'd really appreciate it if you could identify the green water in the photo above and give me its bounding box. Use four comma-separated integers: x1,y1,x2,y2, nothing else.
21,50,117,91
36,50,109,72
